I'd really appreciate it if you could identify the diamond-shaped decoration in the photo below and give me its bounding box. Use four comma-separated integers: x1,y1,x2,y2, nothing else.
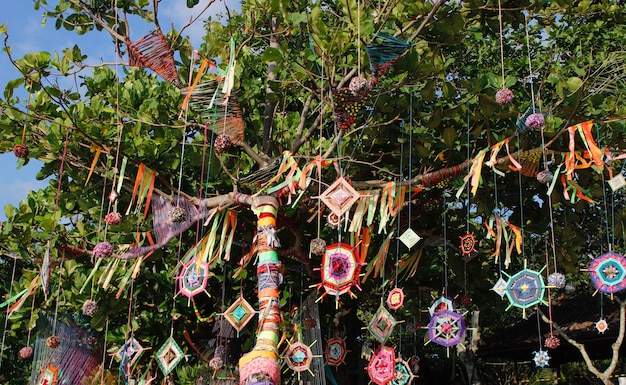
399,228,421,249
156,337,184,375
368,304,397,344
608,174,626,192
491,277,508,298
320,177,361,217
114,337,147,367
223,294,255,332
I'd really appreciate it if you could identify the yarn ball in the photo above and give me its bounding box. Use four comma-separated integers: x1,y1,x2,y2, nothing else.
460,295,472,306
19,346,33,359
46,336,60,349
82,299,98,317
108,190,118,203
93,241,113,259
545,335,560,350
536,169,554,185
13,144,29,159
525,113,545,129
310,238,327,256
547,272,566,289
209,355,224,370
349,76,370,96
104,212,123,226
214,134,233,153
167,207,187,223
495,88,514,106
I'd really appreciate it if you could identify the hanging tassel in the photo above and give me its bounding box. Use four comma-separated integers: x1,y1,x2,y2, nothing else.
507,221,523,254
85,145,102,185
504,139,522,171
456,148,488,199
577,120,603,168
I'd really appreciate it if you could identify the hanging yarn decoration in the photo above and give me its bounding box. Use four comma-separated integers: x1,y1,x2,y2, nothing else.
127,30,181,86
209,353,225,370
391,358,416,385
92,241,113,259
525,112,545,130
495,88,514,106
19,346,33,359
214,134,233,153
167,206,187,223
426,310,467,348
325,336,348,367
104,211,123,226
156,337,185,375
46,335,60,349
532,350,550,367
119,195,205,259
386,287,405,311
547,272,566,289
368,304,398,344
283,341,316,375
348,76,371,97
81,300,98,317
366,33,410,81
315,242,364,305
309,238,326,256
177,258,211,299
502,264,548,317
332,88,369,130
366,345,396,385
588,252,626,294
544,335,560,350
459,233,477,256
596,319,609,334
536,169,554,185
13,144,29,158
222,294,256,333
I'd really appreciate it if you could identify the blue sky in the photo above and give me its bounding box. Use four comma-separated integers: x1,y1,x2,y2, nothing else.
0,1,236,220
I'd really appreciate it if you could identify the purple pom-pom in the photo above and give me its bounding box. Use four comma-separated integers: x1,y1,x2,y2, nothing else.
525,113,545,129
547,272,566,289
82,300,98,316
310,238,327,256
104,212,123,226
19,346,33,359
495,88,514,106
93,242,113,259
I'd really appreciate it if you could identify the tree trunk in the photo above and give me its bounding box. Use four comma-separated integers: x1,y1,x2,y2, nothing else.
232,193,282,385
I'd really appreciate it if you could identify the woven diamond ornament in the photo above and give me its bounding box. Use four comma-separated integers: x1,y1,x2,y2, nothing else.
320,177,360,217
114,337,147,367
36,364,58,385
156,337,184,375
428,296,453,317
399,228,421,249
491,277,508,298
386,287,405,311
608,174,626,192
368,304,397,344
223,294,255,333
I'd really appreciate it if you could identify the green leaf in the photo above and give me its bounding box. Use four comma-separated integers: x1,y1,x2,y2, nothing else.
565,76,583,92
442,127,457,147
261,47,282,62
0,24,7,35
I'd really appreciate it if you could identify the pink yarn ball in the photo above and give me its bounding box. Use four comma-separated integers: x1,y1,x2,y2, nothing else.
13,145,29,159
536,169,554,185
209,355,224,370
46,336,60,349
93,241,113,259
214,134,233,153
310,238,326,256
104,212,123,226
495,88,514,106
349,76,370,96
525,113,545,129
545,335,560,349
19,346,33,359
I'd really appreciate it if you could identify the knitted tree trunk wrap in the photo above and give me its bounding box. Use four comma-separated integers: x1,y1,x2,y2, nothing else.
232,193,282,385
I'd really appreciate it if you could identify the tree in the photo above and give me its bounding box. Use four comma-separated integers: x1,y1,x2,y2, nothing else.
2,0,626,384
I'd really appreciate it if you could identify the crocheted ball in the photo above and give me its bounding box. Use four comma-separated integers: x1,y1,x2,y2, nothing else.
310,238,327,256
209,355,224,370
536,169,554,185
525,113,545,129
545,335,560,350
167,207,187,223
104,212,123,226
495,88,514,106
349,76,370,96
547,272,566,289
214,134,232,153
13,144,29,159
82,299,98,317
19,346,33,359
93,241,113,259
46,336,60,349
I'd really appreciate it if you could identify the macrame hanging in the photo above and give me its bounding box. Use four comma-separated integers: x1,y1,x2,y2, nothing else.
366,345,396,385
127,30,181,86
366,33,410,81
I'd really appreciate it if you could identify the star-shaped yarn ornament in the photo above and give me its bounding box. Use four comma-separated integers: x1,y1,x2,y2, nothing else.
325,337,348,367
459,233,476,256
366,345,396,385
596,319,609,334
533,350,550,368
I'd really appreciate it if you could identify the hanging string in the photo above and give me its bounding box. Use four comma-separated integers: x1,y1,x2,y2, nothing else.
177,51,199,201
497,0,506,89
357,0,361,78
442,193,449,295
524,14,537,111
394,122,405,289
